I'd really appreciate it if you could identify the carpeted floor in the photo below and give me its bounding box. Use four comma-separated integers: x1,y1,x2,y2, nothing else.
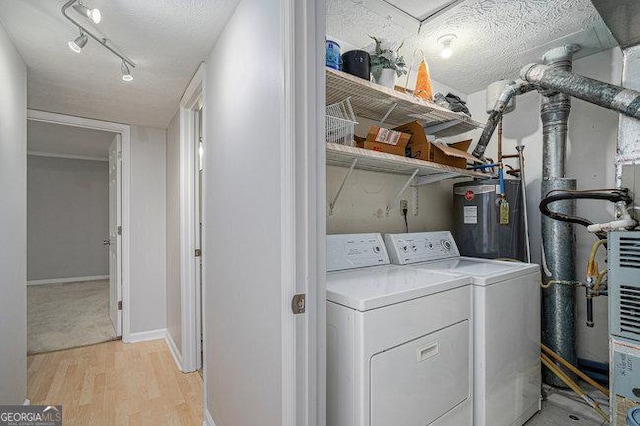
27,280,117,354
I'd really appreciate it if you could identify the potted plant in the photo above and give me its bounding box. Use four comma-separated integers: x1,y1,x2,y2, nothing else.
366,36,407,88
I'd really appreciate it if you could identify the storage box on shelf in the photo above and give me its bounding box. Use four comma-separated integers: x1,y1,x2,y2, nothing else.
361,126,412,156
395,121,479,169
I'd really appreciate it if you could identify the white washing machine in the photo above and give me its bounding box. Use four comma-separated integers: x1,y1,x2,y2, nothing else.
384,231,541,426
326,233,474,426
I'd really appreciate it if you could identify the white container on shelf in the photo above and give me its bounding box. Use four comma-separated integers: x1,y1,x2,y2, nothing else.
375,68,396,88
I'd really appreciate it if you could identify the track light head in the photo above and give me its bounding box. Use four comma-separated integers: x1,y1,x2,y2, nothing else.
121,61,133,82
73,3,101,24
68,32,88,53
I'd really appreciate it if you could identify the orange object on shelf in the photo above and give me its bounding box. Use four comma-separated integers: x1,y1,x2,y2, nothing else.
414,60,433,101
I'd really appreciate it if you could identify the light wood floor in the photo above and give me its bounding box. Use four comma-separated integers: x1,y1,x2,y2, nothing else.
27,339,203,426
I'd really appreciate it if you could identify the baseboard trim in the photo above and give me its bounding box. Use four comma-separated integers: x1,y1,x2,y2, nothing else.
164,330,183,372
124,328,166,343
204,409,216,426
27,275,109,285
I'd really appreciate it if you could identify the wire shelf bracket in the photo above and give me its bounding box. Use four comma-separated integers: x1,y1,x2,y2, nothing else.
386,168,420,216
329,158,358,215
414,172,460,186
378,102,398,127
423,119,461,135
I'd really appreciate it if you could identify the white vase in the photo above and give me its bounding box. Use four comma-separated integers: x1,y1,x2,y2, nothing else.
375,68,396,88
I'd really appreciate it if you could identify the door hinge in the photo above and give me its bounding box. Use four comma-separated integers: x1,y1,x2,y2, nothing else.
117,226,122,235
118,300,122,310
195,248,202,257
291,294,306,314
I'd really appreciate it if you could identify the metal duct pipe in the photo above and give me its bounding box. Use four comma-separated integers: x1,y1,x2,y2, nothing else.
472,80,535,159
516,45,640,388
539,44,579,387
475,49,640,162
521,63,640,119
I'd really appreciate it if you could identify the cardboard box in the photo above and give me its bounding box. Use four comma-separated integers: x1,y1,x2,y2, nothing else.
393,121,478,168
363,126,411,156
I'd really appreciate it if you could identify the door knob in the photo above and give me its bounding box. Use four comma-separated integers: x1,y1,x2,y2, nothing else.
103,239,111,246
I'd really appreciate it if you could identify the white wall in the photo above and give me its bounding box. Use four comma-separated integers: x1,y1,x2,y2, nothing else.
0,20,27,404
203,0,289,423
166,110,182,354
327,166,457,234
27,156,109,281
129,126,167,334
465,47,622,362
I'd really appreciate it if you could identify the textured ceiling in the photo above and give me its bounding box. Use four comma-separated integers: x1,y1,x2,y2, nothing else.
0,0,240,128
327,0,618,94
28,120,116,159
385,0,456,21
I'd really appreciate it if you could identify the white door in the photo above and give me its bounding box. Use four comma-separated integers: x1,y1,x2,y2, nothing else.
108,135,122,336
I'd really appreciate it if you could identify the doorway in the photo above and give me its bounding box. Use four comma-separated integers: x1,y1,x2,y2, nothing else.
107,134,123,336
26,110,132,351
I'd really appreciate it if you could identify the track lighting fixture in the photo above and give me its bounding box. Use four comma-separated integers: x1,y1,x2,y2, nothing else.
73,2,101,24
68,32,88,53
121,61,133,82
62,0,136,82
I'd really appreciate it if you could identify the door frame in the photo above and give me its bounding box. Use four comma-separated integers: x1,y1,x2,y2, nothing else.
26,109,132,341
179,63,204,373
289,0,326,423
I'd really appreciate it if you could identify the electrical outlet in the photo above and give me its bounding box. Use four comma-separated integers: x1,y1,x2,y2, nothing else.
400,199,408,215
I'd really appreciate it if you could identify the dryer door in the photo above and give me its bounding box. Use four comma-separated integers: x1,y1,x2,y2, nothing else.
370,320,470,425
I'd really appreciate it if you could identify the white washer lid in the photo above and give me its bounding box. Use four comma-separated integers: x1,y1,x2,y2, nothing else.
326,264,470,311
410,257,539,285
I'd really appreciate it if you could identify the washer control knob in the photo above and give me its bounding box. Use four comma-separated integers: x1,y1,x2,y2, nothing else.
402,245,409,252
426,241,433,249
441,239,452,251
373,246,381,253
411,245,418,252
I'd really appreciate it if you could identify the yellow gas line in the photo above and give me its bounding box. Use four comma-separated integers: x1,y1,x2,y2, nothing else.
541,343,609,397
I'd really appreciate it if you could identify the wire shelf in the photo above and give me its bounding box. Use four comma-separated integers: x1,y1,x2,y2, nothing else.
326,143,487,184
326,68,484,138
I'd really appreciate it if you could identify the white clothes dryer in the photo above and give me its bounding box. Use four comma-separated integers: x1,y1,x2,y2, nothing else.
385,231,541,426
326,233,474,426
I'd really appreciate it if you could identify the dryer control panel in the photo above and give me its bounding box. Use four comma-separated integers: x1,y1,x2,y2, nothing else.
384,231,460,265
327,233,390,272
